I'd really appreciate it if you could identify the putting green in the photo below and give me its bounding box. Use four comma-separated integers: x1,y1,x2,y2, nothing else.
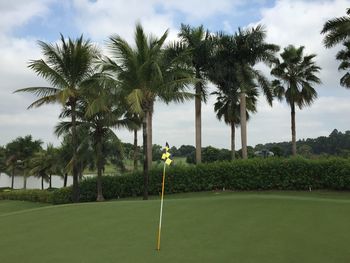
0,191,350,263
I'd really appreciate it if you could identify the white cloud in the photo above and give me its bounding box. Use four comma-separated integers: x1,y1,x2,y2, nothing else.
256,0,350,94
0,1,59,145
0,0,52,34
72,0,177,42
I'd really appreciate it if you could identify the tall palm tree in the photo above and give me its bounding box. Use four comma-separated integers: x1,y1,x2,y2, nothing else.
234,26,279,158
103,23,193,200
336,40,350,88
15,35,99,202
209,33,258,160
321,8,350,48
211,28,278,159
178,24,213,164
271,45,321,156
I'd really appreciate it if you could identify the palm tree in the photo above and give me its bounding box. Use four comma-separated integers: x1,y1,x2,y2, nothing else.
178,24,213,164
212,87,257,160
210,28,278,159
209,33,259,160
271,45,321,156
336,40,350,88
124,112,142,171
233,26,279,158
45,144,59,188
56,75,130,201
321,8,350,48
29,146,58,190
103,23,193,199
15,35,99,202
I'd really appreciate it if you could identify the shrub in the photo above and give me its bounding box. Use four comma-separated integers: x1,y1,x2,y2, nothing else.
0,189,53,203
51,157,350,204
51,187,72,204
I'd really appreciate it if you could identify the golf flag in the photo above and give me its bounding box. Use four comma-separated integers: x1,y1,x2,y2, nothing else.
157,142,172,251
161,142,172,166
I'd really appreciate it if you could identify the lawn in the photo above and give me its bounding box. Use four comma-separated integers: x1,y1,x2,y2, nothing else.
1,191,350,263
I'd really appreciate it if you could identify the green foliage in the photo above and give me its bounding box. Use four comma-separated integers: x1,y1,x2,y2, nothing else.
321,8,350,48
52,157,350,204
51,187,72,204
258,129,350,157
0,189,53,203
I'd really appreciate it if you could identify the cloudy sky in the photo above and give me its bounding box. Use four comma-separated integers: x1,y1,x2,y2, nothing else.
0,0,349,149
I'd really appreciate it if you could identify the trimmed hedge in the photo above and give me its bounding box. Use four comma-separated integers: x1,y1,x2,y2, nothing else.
0,189,53,203
51,157,350,204
1,158,349,204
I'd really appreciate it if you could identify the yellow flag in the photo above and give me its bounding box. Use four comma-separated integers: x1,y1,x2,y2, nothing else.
165,158,172,166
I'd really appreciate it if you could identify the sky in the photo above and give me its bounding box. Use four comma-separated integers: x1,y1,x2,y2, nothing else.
0,0,349,149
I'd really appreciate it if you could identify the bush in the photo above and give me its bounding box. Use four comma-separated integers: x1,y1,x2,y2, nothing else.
50,157,350,204
4,157,350,204
51,187,72,204
0,189,53,203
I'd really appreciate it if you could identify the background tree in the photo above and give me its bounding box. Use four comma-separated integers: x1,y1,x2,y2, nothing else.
271,45,321,155
178,24,213,164
4,136,42,189
0,147,6,174
29,145,58,190
15,35,99,202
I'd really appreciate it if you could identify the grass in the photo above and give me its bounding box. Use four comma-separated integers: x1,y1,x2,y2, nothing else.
1,191,350,262
0,200,49,216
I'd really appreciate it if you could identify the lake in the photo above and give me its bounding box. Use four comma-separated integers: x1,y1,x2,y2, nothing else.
0,173,74,189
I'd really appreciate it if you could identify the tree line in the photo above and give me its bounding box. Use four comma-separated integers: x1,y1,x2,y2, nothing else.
6,9,349,202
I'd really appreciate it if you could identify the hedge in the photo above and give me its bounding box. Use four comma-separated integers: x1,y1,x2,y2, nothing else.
1,158,350,204
0,189,53,203
51,157,350,204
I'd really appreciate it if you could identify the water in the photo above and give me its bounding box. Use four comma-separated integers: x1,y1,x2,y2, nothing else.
0,173,74,189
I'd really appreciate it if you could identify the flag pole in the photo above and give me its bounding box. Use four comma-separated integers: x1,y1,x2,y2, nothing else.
157,162,166,251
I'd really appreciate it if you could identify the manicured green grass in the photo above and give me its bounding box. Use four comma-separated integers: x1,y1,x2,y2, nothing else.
0,200,49,215
1,191,350,262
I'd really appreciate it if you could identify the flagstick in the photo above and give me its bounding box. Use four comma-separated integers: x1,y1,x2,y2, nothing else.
157,162,166,251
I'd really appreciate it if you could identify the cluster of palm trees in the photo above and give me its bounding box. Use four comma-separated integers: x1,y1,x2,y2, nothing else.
14,7,349,202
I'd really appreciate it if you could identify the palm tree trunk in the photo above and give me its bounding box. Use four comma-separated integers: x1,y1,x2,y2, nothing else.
49,174,52,189
23,173,27,189
231,122,235,160
240,92,248,159
11,166,15,189
96,135,105,202
41,177,44,190
147,110,153,169
71,100,80,202
133,129,138,171
291,103,297,156
143,113,149,200
195,80,202,164
63,173,68,187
